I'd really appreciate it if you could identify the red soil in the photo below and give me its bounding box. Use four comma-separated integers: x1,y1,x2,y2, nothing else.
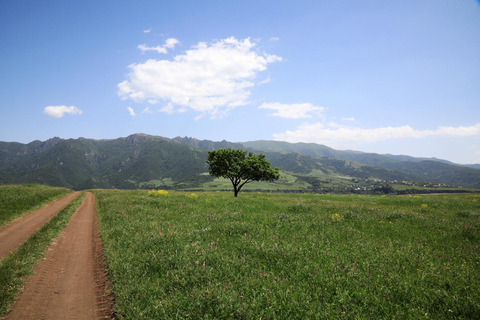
0,192,80,259
4,192,113,319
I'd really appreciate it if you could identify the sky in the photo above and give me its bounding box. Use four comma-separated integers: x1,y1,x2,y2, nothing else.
1,0,479,164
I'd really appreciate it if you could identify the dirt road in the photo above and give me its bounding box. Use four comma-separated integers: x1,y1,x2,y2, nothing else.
4,192,113,319
0,192,80,259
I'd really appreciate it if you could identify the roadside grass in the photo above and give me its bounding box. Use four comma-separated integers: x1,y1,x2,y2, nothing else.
0,192,83,316
0,184,72,226
94,190,480,319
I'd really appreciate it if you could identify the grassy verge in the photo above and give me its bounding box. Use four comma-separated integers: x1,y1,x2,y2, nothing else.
0,184,72,226
95,190,480,319
0,192,83,316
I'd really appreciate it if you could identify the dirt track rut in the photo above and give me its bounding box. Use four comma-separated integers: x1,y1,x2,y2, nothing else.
4,192,113,319
0,192,80,259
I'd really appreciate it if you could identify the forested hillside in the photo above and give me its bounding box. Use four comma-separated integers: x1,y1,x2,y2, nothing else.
1,134,479,190
0,135,209,189
242,140,480,189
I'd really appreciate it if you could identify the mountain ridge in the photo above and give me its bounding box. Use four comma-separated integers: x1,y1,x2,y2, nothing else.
241,139,479,168
1,133,479,190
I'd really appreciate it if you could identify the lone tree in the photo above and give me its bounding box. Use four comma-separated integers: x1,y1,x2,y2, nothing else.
206,148,280,197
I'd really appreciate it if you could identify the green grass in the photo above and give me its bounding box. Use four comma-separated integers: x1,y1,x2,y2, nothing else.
0,184,72,226
193,171,311,192
139,178,175,188
188,171,476,194
0,192,83,316
94,190,480,319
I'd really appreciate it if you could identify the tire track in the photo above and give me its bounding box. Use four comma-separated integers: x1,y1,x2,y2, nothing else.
5,192,113,319
0,192,80,259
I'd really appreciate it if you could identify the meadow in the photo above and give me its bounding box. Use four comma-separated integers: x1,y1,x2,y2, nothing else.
94,190,480,319
0,184,71,226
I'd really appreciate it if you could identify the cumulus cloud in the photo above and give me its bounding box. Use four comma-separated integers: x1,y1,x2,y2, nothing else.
273,122,480,147
259,102,325,119
144,28,151,33
44,105,82,118
127,107,136,116
119,37,282,118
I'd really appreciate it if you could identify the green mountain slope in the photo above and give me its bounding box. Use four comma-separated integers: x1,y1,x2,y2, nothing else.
1,134,479,190
0,135,211,190
241,140,480,189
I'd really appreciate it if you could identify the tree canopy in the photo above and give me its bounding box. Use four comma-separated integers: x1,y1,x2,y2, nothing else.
206,148,280,196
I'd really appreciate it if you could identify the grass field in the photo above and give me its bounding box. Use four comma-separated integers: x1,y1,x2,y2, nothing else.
0,192,83,316
191,171,311,192
94,190,480,319
181,171,475,194
0,184,72,226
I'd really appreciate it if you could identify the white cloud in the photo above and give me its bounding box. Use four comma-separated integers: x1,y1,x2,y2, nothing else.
144,28,151,33
164,38,179,49
341,117,356,122
434,124,480,137
268,37,280,42
258,75,272,85
138,44,167,54
259,102,325,119
44,105,82,118
142,107,154,114
273,122,480,147
127,107,136,116
138,38,179,54
160,103,175,114
119,37,282,118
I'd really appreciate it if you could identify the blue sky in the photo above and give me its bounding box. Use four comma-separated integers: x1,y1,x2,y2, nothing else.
1,0,479,164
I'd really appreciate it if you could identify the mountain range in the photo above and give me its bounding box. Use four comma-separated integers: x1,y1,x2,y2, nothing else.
1,133,479,191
